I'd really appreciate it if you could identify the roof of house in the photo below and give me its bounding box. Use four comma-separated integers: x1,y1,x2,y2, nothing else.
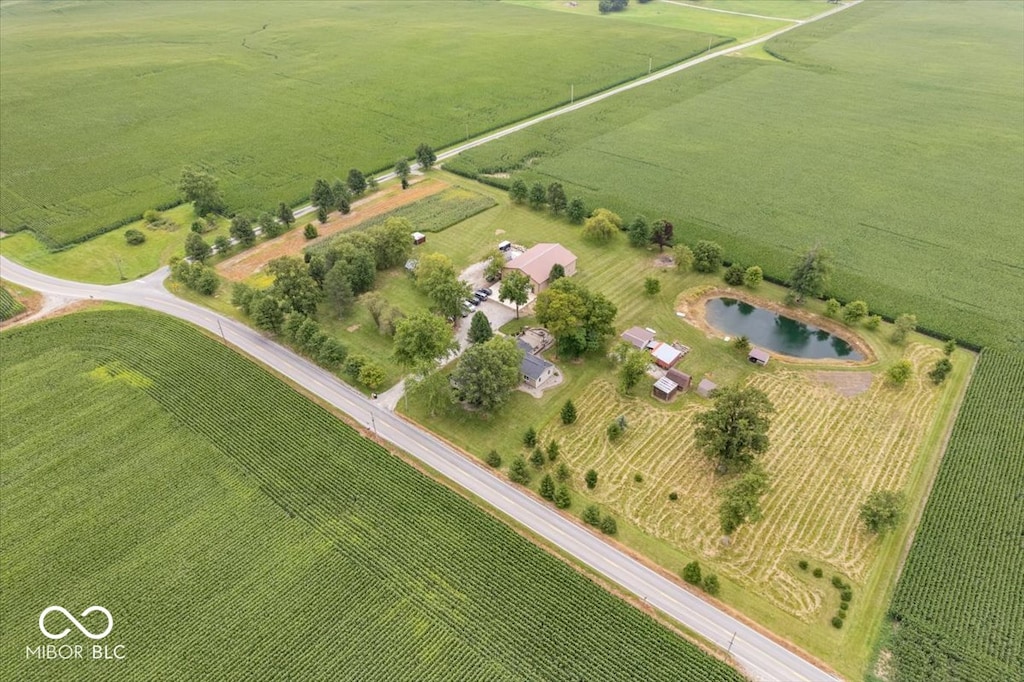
505,243,576,284
621,326,655,349
697,378,717,395
653,376,679,394
651,341,683,365
521,352,554,381
749,348,771,363
665,369,691,386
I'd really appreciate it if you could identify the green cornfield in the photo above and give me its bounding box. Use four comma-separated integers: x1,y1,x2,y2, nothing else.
0,308,742,681
0,286,24,321
882,351,1024,681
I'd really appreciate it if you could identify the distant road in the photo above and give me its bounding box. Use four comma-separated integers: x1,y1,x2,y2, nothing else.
0,257,841,682
291,0,861,221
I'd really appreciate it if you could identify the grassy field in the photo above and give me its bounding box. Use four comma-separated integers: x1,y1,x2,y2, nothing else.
454,0,1024,351
0,307,743,681
395,176,972,678
877,350,1024,682
0,204,230,284
0,0,722,249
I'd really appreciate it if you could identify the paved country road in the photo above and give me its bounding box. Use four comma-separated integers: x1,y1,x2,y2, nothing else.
0,257,841,682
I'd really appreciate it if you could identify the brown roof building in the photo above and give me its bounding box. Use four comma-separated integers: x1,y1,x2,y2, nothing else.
503,243,577,293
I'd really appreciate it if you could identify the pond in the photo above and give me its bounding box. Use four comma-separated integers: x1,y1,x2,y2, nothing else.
705,298,864,361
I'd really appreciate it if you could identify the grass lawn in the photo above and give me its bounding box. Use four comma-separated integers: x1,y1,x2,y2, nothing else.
0,204,229,284
1,308,743,681
1,0,720,248
454,0,1024,352
399,174,975,678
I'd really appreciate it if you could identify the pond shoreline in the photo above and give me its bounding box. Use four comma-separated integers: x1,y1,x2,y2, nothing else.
676,287,876,366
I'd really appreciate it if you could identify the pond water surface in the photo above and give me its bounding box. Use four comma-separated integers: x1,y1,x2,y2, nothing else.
705,298,864,361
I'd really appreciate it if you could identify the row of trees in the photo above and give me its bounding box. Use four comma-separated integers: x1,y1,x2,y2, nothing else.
509,179,587,224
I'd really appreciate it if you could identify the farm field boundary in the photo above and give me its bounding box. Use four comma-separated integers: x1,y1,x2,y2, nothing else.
0,0,721,248
877,350,1024,681
0,308,743,681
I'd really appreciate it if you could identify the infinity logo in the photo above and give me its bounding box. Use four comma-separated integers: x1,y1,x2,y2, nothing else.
39,606,114,640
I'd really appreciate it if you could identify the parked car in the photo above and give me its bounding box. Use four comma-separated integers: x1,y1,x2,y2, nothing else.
475,288,492,298
472,293,488,304
464,300,477,312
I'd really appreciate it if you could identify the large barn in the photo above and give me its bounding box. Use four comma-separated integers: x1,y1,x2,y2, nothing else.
502,243,577,293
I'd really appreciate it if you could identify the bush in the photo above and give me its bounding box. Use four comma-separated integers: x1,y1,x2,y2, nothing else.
633,472,643,483
929,357,954,385
702,574,720,596
546,440,560,462
886,360,913,387
143,209,159,224
124,229,146,245
891,313,917,344
864,314,882,330
556,462,570,482
783,291,798,306
582,505,601,526
692,240,723,273
643,277,661,296
831,576,845,589
723,263,745,286
530,447,545,468
813,568,823,578
841,589,853,603
825,298,840,317
343,353,368,378
831,617,843,629
798,560,808,571
598,515,617,535
733,335,751,352
607,420,623,442
190,220,204,234
745,265,763,287
839,601,849,611
585,469,598,489
838,610,847,619
842,300,869,324
304,223,319,240
485,450,501,468
682,561,702,585
539,474,556,501
523,426,537,448
668,492,678,501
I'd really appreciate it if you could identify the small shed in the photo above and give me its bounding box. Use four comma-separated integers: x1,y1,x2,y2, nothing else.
412,232,426,245
620,326,656,350
650,341,684,369
653,376,680,401
748,348,771,366
521,353,555,388
696,378,718,399
665,369,692,392
404,258,418,274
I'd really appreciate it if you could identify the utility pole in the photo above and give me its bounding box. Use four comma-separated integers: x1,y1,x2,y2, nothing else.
728,632,736,653
114,255,124,281
648,56,652,74
570,83,574,104
217,319,226,342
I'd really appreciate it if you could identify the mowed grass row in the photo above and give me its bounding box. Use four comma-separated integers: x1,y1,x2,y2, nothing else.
0,0,720,248
0,308,742,682
454,0,1024,351
881,350,1024,682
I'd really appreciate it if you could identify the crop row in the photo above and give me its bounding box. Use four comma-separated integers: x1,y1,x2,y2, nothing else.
1,309,742,681
886,350,1024,681
0,286,25,320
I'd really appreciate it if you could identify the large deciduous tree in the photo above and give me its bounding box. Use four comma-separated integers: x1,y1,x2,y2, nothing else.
451,336,524,411
692,240,723,273
860,490,905,535
650,219,674,251
179,166,225,216
415,143,437,170
406,369,455,417
617,344,650,393
346,168,368,196
323,265,355,317
509,178,528,204
184,232,211,262
499,270,531,319
719,464,771,535
392,312,458,367
394,158,411,188
789,245,834,303
566,197,586,224
229,214,256,247
326,243,376,295
370,217,414,270
627,214,651,248
693,385,774,472
535,278,617,359
547,182,567,215
268,256,322,315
